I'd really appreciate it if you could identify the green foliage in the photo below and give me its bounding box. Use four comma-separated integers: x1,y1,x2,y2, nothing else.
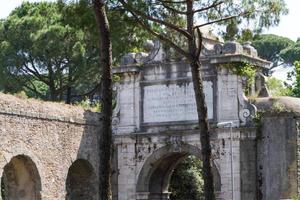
266,77,292,96
224,62,257,93
253,111,263,128
60,0,150,64
0,1,149,102
252,34,294,65
13,91,28,99
290,61,300,97
0,2,96,101
120,0,288,60
169,156,204,200
280,41,300,66
75,98,101,112
271,101,286,112
239,28,254,42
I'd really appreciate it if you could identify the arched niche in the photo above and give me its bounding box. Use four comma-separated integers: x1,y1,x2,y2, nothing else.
1,155,42,200
136,144,221,200
66,159,97,200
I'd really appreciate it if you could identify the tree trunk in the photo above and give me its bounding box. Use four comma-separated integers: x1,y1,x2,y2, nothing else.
93,1,113,200
190,60,215,200
49,86,57,101
66,86,72,104
186,1,215,200
66,68,73,104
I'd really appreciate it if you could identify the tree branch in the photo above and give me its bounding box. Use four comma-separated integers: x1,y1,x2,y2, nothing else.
13,75,45,98
158,0,188,3
193,12,248,29
157,0,187,15
22,62,50,85
127,9,191,60
193,1,224,13
71,82,101,99
119,0,192,39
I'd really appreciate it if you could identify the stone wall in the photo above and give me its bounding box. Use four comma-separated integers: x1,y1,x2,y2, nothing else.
0,93,101,200
255,97,300,200
239,128,257,200
257,113,299,200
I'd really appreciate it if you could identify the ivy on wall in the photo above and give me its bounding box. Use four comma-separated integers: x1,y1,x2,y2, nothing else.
223,62,257,94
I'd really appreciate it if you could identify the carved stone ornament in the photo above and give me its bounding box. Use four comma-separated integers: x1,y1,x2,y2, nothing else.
238,81,257,125
112,84,121,134
168,136,183,152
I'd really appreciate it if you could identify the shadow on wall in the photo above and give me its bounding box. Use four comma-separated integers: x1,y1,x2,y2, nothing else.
1,155,42,200
65,110,101,200
65,159,97,200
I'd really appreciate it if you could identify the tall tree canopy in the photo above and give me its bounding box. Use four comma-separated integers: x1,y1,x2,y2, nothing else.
0,2,94,101
0,1,149,102
279,39,300,66
252,34,294,67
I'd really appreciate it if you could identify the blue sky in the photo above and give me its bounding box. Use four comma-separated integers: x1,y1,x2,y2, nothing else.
0,0,298,81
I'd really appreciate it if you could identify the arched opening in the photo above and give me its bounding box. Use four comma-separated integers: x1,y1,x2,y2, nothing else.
169,155,204,200
136,144,221,200
0,155,42,200
66,159,97,200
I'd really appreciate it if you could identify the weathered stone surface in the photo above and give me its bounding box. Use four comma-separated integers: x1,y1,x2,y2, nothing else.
112,43,272,200
222,41,244,54
1,37,298,200
243,42,258,57
257,113,298,200
0,93,100,200
143,81,213,123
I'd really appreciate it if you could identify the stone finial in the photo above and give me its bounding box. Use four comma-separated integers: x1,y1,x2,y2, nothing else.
243,42,258,57
222,41,243,54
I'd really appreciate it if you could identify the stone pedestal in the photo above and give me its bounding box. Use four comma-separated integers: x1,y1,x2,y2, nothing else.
149,192,170,200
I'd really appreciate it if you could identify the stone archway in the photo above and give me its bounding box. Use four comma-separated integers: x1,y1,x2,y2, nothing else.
66,159,97,200
136,144,221,200
0,155,42,200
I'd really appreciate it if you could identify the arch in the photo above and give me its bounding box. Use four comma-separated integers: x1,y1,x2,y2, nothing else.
136,144,221,199
0,155,42,200
66,159,97,200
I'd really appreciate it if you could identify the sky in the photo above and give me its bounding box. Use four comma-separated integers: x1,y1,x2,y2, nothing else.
265,0,299,42
0,0,299,82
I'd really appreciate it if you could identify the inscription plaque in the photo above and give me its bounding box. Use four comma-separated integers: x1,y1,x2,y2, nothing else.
143,81,213,123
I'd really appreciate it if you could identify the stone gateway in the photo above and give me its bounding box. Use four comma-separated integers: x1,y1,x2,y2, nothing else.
112,39,300,200
0,38,300,200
